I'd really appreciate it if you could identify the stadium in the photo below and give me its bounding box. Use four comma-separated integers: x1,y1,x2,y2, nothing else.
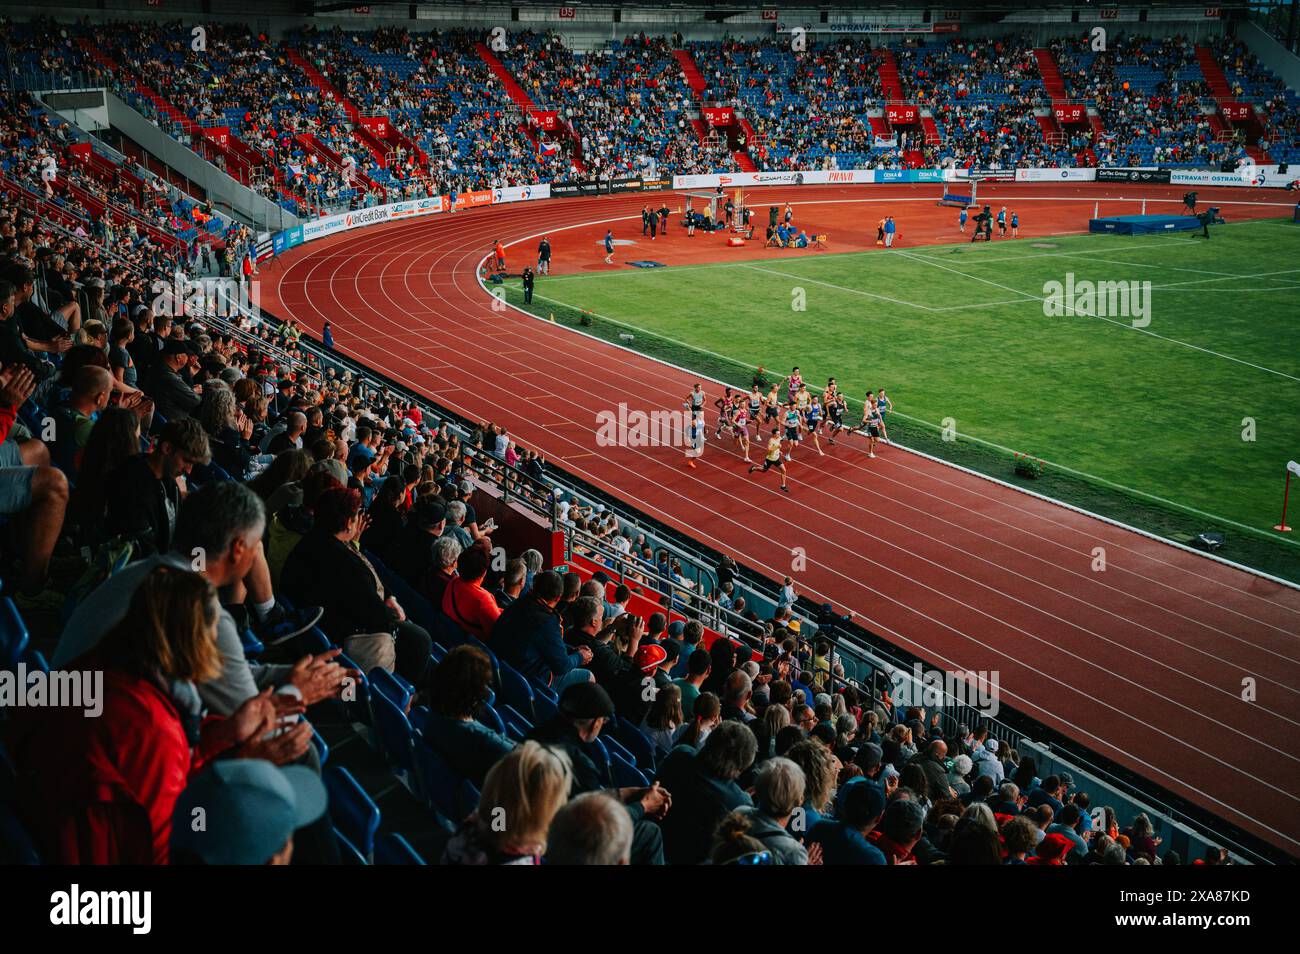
0,0,1297,903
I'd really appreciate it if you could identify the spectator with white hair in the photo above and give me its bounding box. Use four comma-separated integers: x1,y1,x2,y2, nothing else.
441,499,472,549
428,534,462,607
545,792,634,865
736,757,811,864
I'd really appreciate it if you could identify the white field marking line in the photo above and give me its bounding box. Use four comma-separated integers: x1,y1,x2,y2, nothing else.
893,249,1300,383
284,204,1300,779
531,234,1215,283
885,409,1300,552
739,263,943,311
481,200,1300,597
513,268,1300,555
329,230,1300,778
288,193,1300,616
504,286,1300,643
361,228,1300,725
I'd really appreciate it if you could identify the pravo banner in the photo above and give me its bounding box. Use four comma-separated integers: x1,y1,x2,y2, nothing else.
885,104,918,124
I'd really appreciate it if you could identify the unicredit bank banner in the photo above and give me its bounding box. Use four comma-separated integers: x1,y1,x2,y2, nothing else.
672,169,956,189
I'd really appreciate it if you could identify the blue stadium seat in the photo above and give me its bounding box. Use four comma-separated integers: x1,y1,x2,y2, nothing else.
333,829,368,866
0,598,30,669
368,680,416,775
477,702,507,736
374,832,426,865
496,661,536,723
412,738,479,823
370,667,413,710
608,750,650,788
311,725,329,766
610,717,657,772
324,765,380,860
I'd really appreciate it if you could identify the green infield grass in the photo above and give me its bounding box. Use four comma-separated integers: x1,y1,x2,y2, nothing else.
498,218,1300,581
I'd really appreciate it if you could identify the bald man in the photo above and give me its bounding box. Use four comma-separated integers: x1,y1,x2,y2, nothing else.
50,364,114,476
268,410,307,455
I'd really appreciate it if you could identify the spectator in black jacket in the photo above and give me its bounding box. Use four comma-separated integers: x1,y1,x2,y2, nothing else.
146,338,201,421
280,485,432,686
105,417,209,555
655,720,757,865
493,570,591,683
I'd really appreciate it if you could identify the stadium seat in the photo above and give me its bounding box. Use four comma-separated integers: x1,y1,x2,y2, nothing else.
368,680,417,776
610,717,658,772
324,765,380,860
311,725,329,766
608,750,650,788
496,661,536,723
370,667,413,710
412,738,479,824
0,597,30,669
477,702,507,737
499,703,533,742
374,832,427,865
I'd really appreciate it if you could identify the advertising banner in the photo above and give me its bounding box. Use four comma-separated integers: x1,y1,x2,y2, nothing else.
1096,168,1171,184
199,125,231,148
491,184,551,204
885,104,919,124
359,116,390,139
1014,167,1099,182
530,110,559,132
454,189,494,209
1167,167,1286,187
1052,103,1086,123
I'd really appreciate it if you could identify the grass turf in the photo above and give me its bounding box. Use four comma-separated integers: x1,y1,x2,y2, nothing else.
499,218,1300,582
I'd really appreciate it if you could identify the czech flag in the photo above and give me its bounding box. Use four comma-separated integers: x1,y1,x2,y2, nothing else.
537,140,559,157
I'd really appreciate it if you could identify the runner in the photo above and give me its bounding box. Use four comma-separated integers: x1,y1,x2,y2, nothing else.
794,382,812,425
805,394,826,456
685,412,706,469
997,207,1008,238
874,389,892,444
959,205,968,233
714,387,735,440
746,384,763,437
748,429,790,492
763,384,781,428
732,401,752,463
826,391,848,446
684,382,706,423
603,228,615,265
787,366,804,402
858,393,884,458
493,238,507,272
1010,210,1019,238
783,202,794,227
782,400,802,462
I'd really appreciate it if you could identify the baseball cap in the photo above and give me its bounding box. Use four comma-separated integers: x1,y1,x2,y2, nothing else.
667,620,686,637
855,741,883,770
309,458,347,485
559,682,615,720
171,759,327,865
840,777,887,824
633,642,668,673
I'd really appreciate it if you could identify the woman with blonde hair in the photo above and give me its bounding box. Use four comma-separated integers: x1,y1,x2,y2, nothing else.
442,741,573,865
11,566,297,863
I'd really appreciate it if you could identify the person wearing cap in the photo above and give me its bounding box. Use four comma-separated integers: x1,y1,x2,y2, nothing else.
493,570,592,684
611,639,671,726
809,778,887,865
145,337,201,421
525,681,670,865
971,736,1004,785
385,496,446,589
171,759,327,865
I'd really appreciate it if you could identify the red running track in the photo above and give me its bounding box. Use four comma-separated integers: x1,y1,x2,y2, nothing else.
261,183,1300,856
